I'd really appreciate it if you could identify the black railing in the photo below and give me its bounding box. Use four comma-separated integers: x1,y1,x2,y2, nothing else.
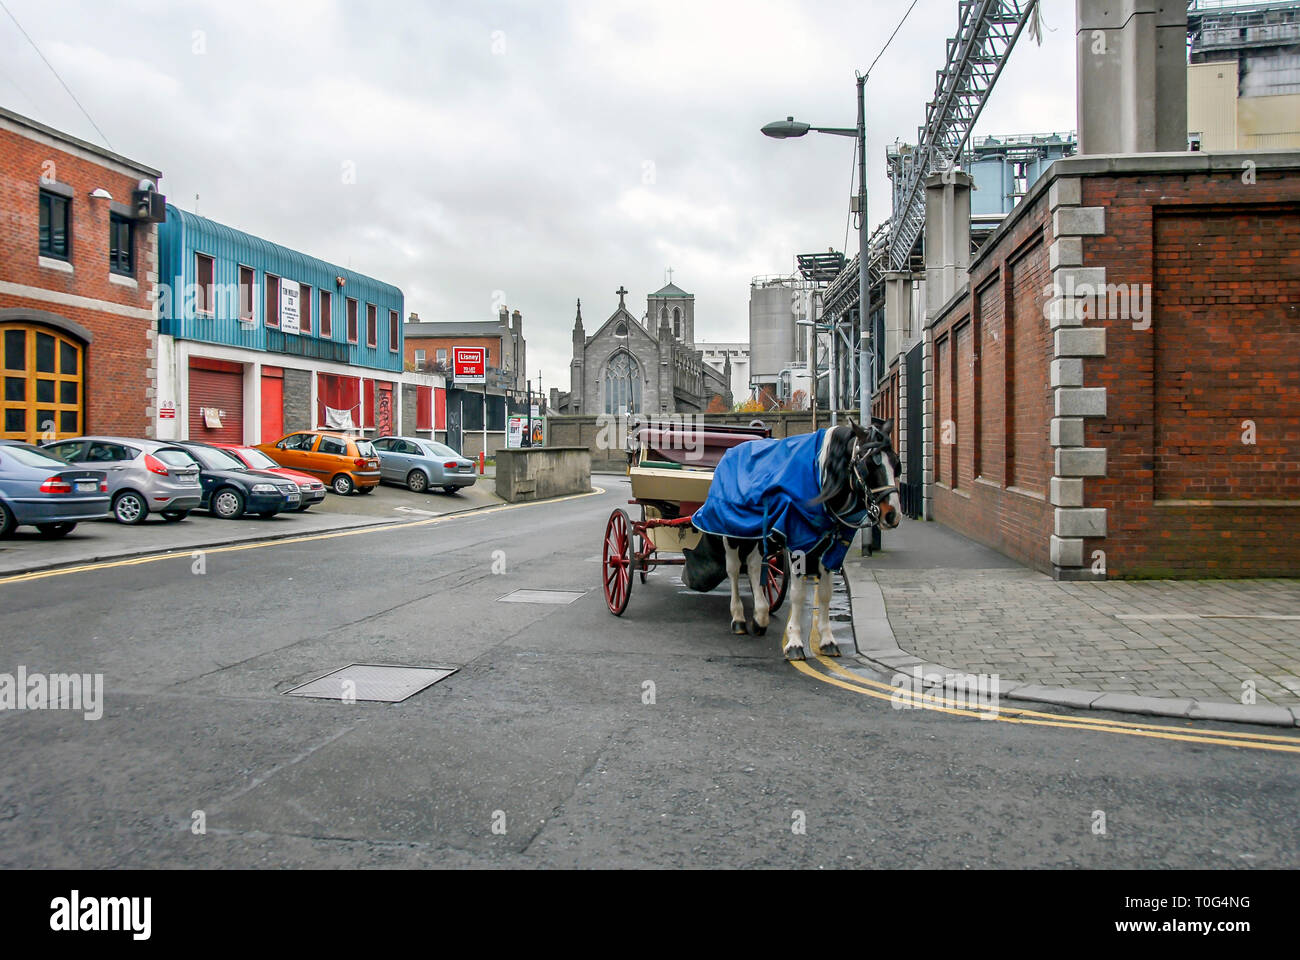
266,328,351,363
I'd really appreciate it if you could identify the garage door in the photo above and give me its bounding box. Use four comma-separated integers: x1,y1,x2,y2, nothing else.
260,367,283,444
188,358,244,444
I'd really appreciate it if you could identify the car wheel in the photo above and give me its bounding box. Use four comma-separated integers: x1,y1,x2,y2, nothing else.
113,491,149,525
331,474,354,496
406,470,429,493
211,487,245,519
36,522,77,539
0,502,15,538
442,486,459,495
160,510,190,522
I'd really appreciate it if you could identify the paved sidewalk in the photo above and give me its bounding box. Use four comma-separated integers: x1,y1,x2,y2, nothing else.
842,518,1300,726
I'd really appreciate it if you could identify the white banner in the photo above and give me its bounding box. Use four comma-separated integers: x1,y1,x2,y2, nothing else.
281,279,301,335
324,406,354,430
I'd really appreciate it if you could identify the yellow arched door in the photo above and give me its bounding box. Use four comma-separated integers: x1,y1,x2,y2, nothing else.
1,324,84,444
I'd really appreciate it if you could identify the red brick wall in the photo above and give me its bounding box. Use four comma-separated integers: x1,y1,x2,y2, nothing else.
0,122,157,439
405,334,500,371
1083,172,1300,578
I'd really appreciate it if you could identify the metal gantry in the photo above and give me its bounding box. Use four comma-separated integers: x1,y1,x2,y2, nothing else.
886,0,1040,270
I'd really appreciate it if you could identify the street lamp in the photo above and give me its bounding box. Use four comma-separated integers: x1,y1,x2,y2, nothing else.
762,72,870,425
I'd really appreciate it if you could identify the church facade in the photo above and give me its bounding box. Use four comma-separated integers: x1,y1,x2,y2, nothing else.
551,279,732,417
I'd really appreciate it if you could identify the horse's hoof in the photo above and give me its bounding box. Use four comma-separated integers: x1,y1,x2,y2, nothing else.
751,621,767,636
783,644,806,661
815,641,841,658
731,620,749,635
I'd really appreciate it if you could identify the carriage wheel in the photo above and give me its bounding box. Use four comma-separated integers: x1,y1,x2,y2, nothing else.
763,548,790,614
636,531,651,584
603,508,633,615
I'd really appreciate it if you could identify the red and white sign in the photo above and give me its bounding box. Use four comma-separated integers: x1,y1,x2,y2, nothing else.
453,346,487,385
159,401,176,420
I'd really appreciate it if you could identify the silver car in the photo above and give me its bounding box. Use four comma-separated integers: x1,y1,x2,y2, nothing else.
371,436,476,494
42,436,204,524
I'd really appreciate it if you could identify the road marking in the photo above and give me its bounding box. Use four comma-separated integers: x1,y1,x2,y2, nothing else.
0,486,606,587
392,506,441,517
790,654,1300,755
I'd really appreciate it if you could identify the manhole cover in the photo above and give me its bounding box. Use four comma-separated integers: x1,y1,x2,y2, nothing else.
498,589,586,604
284,663,457,703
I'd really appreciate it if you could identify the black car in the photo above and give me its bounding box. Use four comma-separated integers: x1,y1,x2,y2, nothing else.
172,442,301,520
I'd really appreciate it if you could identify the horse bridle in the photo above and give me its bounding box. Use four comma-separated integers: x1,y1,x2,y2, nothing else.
825,430,898,530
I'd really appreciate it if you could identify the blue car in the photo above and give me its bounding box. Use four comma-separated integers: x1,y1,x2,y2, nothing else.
0,440,110,538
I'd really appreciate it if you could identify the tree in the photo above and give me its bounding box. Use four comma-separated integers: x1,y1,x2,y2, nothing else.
706,395,729,414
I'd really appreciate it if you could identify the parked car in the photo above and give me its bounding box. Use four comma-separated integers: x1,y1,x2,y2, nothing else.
256,431,381,496
41,436,204,524
371,436,477,494
215,444,326,511
172,442,302,519
0,440,110,538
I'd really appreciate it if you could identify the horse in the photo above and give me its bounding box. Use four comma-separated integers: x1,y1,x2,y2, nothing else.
685,418,902,660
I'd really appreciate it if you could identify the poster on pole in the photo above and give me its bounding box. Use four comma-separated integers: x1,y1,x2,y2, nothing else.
280,279,301,335
507,416,545,448
453,346,486,385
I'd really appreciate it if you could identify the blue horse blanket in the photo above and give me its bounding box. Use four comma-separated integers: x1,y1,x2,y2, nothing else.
691,429,855,572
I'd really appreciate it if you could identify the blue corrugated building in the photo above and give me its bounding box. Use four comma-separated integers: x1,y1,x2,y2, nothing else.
154,205,436,444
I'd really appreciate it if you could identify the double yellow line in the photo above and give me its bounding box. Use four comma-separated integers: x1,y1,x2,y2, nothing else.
792,653,1300,755
0,486,606,587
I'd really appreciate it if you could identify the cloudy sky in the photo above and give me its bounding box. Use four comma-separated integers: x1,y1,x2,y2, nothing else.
1,0,1078,387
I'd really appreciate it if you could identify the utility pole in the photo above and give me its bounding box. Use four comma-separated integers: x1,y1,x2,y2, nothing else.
856,71,871,423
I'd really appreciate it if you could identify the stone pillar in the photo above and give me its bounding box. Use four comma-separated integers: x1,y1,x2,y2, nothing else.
1075,0,1188,155
924,170,972,317
883,271,920,363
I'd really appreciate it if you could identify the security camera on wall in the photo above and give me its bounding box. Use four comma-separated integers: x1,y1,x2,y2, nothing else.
131,178,167,222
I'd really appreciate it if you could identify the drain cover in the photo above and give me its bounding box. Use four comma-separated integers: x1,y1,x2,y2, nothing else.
284,663,457,703
498,589,586,604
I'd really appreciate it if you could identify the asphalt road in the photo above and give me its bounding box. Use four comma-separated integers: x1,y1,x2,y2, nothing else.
1,479,1297,869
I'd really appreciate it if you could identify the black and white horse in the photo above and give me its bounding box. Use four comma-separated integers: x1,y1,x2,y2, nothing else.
699,418,902,660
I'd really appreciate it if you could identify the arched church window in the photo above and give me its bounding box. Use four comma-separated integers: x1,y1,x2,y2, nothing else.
603,352,641,415
673,307,681,338
615,321,628,337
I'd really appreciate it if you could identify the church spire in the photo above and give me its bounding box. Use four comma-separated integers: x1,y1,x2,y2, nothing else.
575,298,583,327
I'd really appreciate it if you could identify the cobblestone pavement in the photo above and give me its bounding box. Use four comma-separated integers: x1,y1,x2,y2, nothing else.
873,568,1300,706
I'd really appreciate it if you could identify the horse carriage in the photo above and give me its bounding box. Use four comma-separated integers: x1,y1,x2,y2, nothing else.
601,419,790,617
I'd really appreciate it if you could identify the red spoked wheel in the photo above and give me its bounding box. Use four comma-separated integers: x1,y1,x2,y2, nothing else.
636,530,651,584
763,547,790,614
603,508,634,615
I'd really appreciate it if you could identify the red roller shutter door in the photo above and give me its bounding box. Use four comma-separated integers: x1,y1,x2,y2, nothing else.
189,359,244,444
260,367,284,444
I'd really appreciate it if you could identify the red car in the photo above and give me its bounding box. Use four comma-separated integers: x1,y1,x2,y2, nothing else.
216,444,327,511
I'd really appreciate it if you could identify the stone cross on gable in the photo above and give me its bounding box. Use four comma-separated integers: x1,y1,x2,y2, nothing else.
666,267,674,284
616,286,628,308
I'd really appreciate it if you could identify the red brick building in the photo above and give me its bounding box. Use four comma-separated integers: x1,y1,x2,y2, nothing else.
0,106,162,444
904,152,1300,579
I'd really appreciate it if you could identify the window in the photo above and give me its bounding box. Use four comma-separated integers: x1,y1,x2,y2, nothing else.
1,323,83,442
195,254,215,316
615,322,628,337
673,307,681,338
389,309,399,352
366,304,377,347
109,215,134,275
436,348,447,365
319,436,347,456
277,433,316,451
39,191,70,260
320,291,332,337
603,352,641,415
346,298,358,343
85,442,136,462
414,349,425,368
239,266,255,323
265,273,280,327
300,285,312,335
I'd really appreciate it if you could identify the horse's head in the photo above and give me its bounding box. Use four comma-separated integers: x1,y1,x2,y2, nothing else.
814,418,902,531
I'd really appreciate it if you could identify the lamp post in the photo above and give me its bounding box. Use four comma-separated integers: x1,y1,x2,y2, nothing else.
762,71,870,424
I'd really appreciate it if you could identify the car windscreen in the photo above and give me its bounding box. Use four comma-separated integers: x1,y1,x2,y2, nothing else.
422,442,459,459
238,448,280,470
155,448,200,468
186,446,246,471
354,440,377,458
1,444,72,469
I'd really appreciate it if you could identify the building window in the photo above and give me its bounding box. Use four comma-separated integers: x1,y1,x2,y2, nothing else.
196,254,215,316
108,215,133,275
346,298,358,343
264,273,280,327
389,309,399,352
436,348,447,367
603,352,641,415
300,285,312,334
39,191,70,260
1,324,83,443
366,304,377,348
414,349,425,368
320,290,332,337
673,307,681,338
239,265,255,323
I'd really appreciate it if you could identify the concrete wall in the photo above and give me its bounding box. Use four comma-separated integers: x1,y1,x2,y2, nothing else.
495,447,592,502
282,368,311,433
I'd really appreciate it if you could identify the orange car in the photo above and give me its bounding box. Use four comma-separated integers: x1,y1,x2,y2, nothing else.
256,431,381,496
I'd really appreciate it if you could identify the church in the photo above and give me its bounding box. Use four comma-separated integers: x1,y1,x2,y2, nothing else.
550,277,733,417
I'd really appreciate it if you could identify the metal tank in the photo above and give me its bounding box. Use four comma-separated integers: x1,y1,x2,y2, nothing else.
748,276,798,389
